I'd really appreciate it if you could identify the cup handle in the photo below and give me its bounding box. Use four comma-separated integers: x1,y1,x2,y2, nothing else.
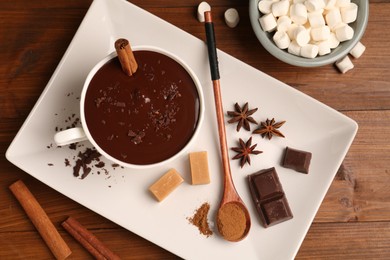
54,127,87,146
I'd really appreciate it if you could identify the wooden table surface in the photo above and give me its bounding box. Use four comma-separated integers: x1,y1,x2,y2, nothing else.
1,0,389,259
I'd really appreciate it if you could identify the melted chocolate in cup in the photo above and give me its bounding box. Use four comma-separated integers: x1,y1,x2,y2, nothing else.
84,50,201,165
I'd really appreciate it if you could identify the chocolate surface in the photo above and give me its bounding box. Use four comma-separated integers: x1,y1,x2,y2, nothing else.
282,147,312,174
248,167,293,227
84,50,200,165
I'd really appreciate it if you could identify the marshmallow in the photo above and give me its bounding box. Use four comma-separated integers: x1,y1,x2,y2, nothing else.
287,23,299,39
335,24,354,42
305,0,325,12
308,11,325,28
293,0,306,3
259,13,277,32
273,30,291,49
301,44,319,58
324,0,337,10
336,0,351,7
197,2,211,22
311,25,331,41
325,8,342,29
340,3,358,24
277,16,292,32
317,40,331,55
349,41,366,58
288,40,302,56
272,0,290,17
294,25,311,46
290,3,308,25
258,0,276,14
335,55,354,73
224,8,240,28
328,32,340,48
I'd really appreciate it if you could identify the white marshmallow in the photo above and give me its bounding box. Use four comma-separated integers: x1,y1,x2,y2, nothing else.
349,41,366,58
340,3,358,24
288,40,302,56
311,25,331,41
259,13,278,32
294,25,310,46
308,11,326,28
317,40,331,55
336,0,351,7
327,32,340,48
272,0,290,17
324,0,337,10
273,30,291,49
335,55,354,73
290,3,308,25
287,23,299,39
335,24,354,42
325,8,342,29
277,16,292,32
301,44,319,58
293,0,306,3
258,0,276,14
224,8,240,28
305,0,325,12
197,2,211,22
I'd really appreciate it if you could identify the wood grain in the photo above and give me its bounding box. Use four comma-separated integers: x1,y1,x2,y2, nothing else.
1,0,389,259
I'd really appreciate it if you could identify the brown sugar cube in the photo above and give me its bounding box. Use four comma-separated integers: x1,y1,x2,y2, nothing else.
189,151,211,185
149,169,184,202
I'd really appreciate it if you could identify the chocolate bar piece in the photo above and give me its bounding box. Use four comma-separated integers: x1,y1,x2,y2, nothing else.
248,167,293,227
282,147,312,174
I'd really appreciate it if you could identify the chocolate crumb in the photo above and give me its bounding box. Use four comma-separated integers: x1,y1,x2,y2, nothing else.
48,163,54,166
95,161,105,168
65,159,70,167
69,143,77,150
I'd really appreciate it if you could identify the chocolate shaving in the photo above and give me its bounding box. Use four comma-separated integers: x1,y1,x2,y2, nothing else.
73,148,102,179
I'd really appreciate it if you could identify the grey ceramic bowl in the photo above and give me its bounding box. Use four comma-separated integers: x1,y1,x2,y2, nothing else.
249,0,369,67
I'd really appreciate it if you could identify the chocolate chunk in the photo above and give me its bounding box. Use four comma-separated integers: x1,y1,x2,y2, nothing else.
248,167,293,227
282,147,312,174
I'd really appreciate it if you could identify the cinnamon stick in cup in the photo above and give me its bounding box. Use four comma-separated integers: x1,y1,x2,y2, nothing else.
9,180,72,260
115,38,138,76
62,217,120,260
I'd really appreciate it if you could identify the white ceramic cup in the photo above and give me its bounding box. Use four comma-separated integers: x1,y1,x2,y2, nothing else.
54,46,204,169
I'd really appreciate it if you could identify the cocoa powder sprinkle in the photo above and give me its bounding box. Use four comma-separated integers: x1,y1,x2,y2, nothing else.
188,202,213,237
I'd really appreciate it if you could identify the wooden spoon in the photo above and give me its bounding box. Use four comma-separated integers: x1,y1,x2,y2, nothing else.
204,11,251,242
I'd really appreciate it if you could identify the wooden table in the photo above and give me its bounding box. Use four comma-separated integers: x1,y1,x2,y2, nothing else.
1,0,389,259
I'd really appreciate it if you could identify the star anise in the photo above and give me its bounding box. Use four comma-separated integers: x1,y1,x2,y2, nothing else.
231,137,262,168
253,118,286,140
227,102,258,132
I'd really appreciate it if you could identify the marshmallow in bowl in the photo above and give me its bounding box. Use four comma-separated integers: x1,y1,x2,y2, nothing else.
301,44,319,58
340,3,358,23
272,0,290,17
259,13,277,32
257,0,359,59
335,24,354,42
273,30,291,49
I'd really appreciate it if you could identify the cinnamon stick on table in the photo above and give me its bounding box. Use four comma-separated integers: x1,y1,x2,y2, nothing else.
9,180,72,260
62,217,120,260
115,38,138,76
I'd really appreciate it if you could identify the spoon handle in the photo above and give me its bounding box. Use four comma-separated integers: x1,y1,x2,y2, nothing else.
204,11,237,202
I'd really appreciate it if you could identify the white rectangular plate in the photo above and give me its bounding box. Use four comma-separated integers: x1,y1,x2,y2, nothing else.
6,0,358,259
